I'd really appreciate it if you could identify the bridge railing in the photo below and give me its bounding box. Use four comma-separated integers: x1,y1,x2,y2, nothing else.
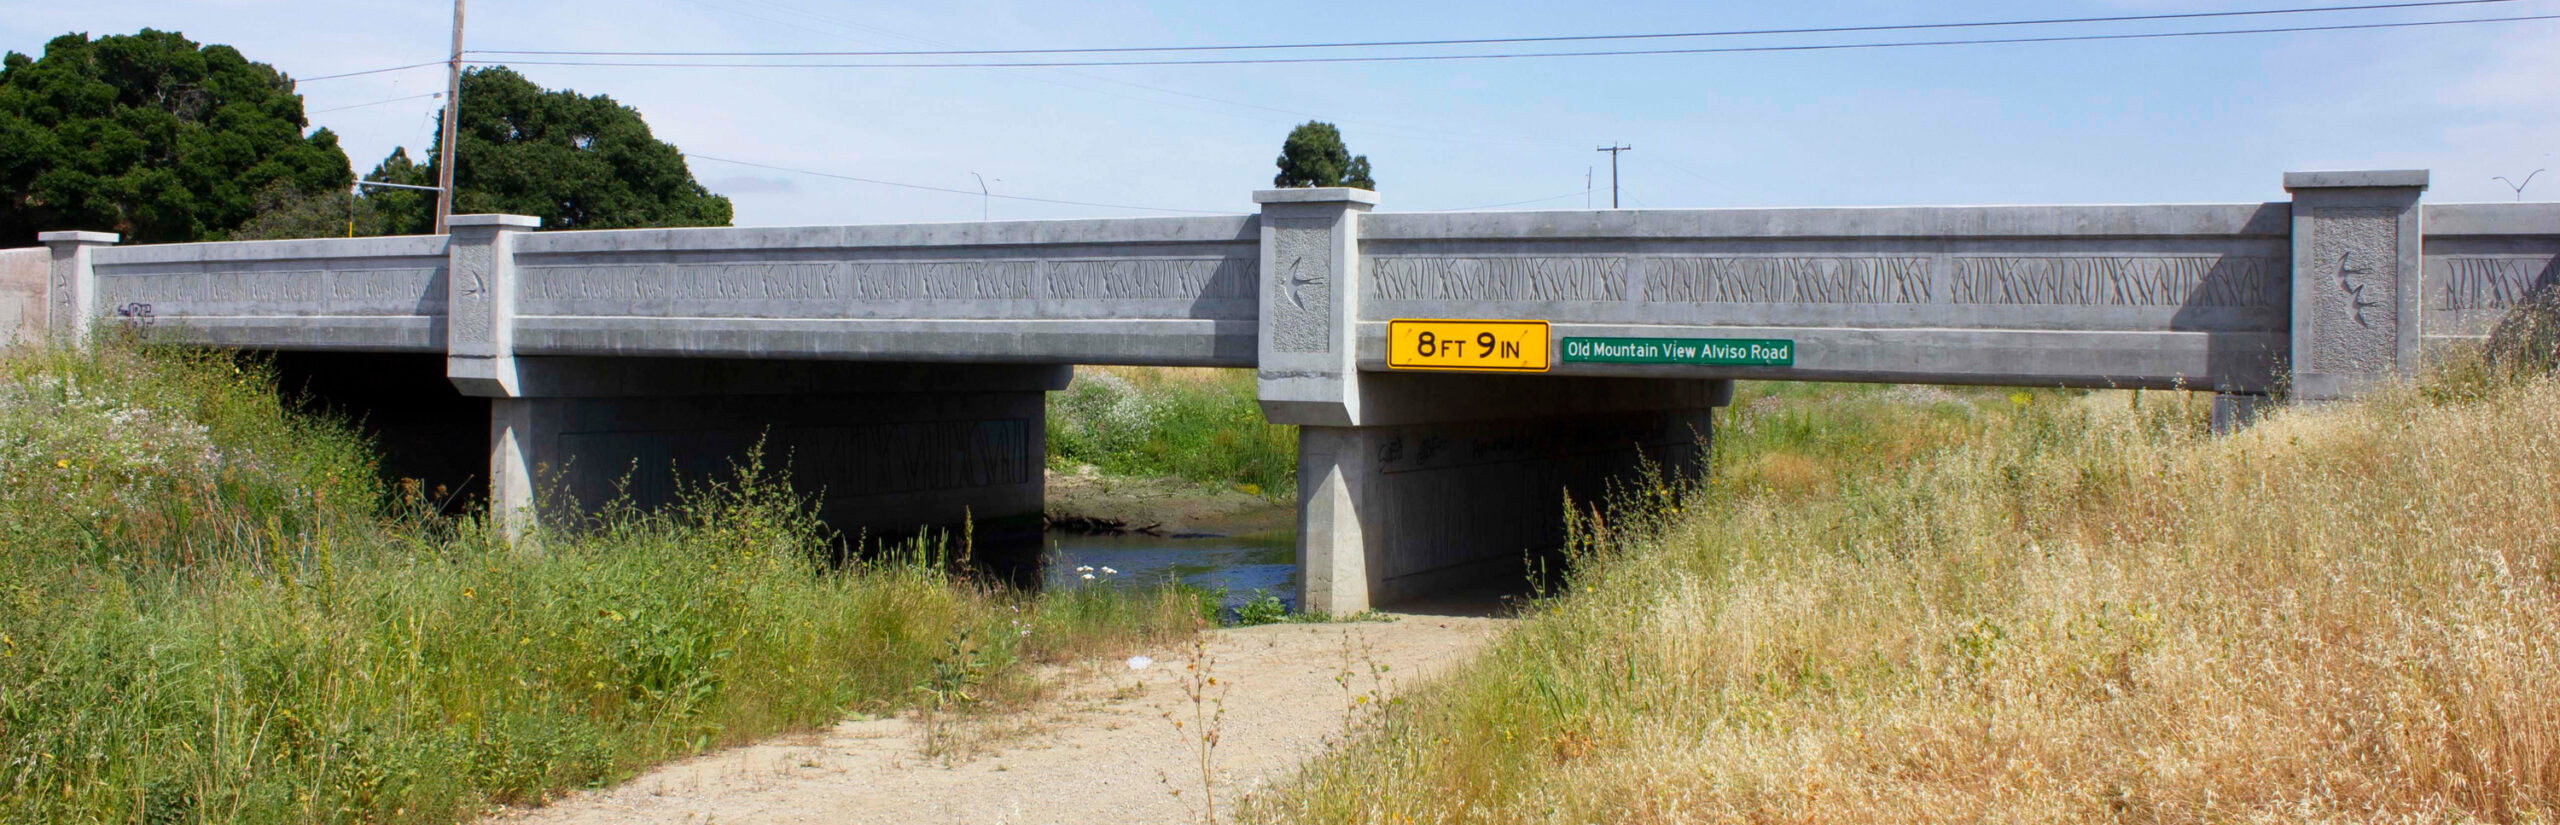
1352,204,2296,391
24,171,2559,401
51,233,450,351
497,216,1259,365
2420,203,2560,352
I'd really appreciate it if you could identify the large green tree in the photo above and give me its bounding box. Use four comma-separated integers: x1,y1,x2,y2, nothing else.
1272,121,1374,190
368,67,730,234
0,30,352,244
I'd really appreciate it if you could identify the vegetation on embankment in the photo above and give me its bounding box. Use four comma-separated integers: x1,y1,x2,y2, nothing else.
1255,370,2560,822
0,340,1202,824
1047,366,1295,496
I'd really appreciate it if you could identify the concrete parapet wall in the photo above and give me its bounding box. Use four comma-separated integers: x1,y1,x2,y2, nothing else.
2420,203,2560,345
1359,204,2295,392
505,217,1259,366
26,181,2543,399
84,234,449,351
0,247,44,345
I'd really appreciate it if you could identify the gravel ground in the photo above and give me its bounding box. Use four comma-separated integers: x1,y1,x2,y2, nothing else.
490,613,1506,825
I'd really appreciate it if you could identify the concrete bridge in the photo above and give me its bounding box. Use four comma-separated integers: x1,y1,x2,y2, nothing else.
20,170,2560,612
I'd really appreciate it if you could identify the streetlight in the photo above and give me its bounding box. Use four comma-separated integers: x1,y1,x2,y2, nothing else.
352,180,445,237
971,172,999,222
2494,169,2545,201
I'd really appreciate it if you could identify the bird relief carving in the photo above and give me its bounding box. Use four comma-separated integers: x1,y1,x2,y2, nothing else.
1282,253,1320,312
2334,250,2380,328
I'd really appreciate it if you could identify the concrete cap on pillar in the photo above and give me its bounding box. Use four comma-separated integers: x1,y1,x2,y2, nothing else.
36,230,119,244
2283,170,2429,191
448,214,543,229
1253,188,1380,205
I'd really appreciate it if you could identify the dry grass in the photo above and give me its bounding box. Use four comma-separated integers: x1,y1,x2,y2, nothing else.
1251,373,2560,823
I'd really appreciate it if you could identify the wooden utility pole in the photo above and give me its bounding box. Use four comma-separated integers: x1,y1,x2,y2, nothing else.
434,0,465,235
1595,145,1631,209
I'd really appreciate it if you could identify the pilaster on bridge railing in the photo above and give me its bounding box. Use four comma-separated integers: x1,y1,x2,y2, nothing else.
37,230,117,342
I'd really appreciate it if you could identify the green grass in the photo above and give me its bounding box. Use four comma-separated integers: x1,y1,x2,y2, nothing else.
0,338,1204,824
1252,370,2560,822
1047,366,1296,495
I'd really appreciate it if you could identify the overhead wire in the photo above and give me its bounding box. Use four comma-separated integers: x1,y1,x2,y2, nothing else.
468,14,2560,69
295,60,447,83
652,0,1577,149
308,91,442,114
471,0,2529,57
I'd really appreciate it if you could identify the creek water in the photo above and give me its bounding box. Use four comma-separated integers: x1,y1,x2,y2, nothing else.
1041,530,1298,609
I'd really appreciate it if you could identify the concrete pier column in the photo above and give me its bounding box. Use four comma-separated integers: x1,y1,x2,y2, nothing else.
443,214,542,535
38,230,117,342
1250,185,1731,612
2284,171,2429,400
1280,376,1726,613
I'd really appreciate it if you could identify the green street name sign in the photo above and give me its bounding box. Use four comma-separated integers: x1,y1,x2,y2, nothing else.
1559,337,1795,366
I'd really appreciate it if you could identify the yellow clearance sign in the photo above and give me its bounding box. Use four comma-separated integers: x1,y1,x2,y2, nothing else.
1385,319,1552,372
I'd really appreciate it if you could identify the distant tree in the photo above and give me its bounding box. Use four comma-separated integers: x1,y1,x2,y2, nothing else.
0,30,353,244
362,147,433,235
226,180,396,241
1273,121,1375,190
370,67,731,233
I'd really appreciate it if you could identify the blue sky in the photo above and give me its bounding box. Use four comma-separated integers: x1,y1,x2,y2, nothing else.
7,1,2555,225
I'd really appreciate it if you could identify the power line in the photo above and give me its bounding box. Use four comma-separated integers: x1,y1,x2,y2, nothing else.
666,0,1578,150
295,60,447,83
683,154,1238,215
308,91,441,115
466,14,2560,69
468,0,2526,57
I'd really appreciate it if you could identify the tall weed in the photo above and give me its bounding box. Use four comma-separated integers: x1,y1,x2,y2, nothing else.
1257,375,2560,823
0,339,1199,824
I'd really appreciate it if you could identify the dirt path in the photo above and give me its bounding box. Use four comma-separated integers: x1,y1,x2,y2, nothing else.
494,614,1504,825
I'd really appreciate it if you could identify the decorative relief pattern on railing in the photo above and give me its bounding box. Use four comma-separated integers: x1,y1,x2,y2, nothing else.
518,256,1254,307
1644,257,1931,304
2434,256,2555,311
92,267,444,314
519,261,1039,301
1371,257,1625,301
1363,253,2282,310
1948,256,2283,307
1045,257,1254,300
